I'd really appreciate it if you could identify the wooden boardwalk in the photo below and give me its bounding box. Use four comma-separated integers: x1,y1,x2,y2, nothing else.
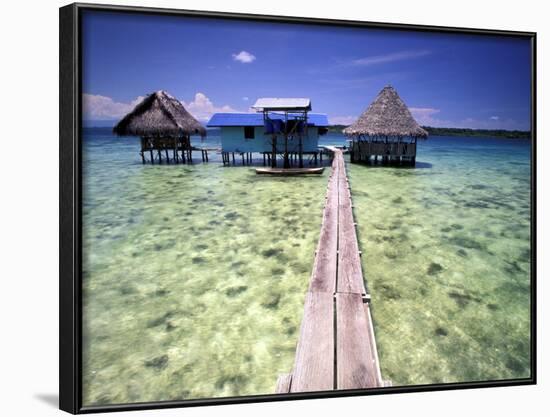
276,147,385,393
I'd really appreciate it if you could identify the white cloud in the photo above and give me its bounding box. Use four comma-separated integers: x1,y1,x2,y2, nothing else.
182,92,238,121
83,92,238,122
409,107,443,126
490,116,500,120
82,94,145,120
232,50,256,64
242,96,249,101
351,50,431,67
328,115,357,126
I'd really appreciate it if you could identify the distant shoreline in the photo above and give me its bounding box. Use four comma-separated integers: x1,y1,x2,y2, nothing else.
327,124,531,139
84,123,531,140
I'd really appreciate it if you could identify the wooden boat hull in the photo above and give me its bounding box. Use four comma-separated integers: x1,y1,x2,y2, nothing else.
255,167,325,176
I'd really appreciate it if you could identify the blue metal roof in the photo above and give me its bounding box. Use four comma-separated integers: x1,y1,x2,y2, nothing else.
207,112,329,127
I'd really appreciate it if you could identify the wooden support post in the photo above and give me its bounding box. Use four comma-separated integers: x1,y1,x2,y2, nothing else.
232,152,235,165
271,136,277,168
205,150,209,162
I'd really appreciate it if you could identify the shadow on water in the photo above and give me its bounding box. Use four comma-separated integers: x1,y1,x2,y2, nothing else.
350,160,433,169
415,161,433,169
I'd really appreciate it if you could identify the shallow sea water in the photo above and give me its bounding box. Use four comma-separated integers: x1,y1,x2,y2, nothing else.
82,129,327,405
347,135,531,385
82,129,531,404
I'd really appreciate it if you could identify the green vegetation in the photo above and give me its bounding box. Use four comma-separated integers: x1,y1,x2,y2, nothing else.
328,125,531,139
421,126,531,139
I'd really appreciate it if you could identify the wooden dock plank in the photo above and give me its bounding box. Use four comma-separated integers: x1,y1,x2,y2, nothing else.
308,161,339,293
364,302,383,386
291,291,335,392
275,373,293,393
336,293,381,389
277,148,383,393
337,155,366,295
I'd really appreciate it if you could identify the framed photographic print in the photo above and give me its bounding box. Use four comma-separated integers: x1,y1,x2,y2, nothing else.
59,2,536,413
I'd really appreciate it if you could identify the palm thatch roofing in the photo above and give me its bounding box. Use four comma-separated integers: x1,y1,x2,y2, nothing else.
343,86,428,139
113,90,206,138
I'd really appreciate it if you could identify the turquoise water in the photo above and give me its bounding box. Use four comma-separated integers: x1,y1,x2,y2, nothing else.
82,129,531,405
81,129,328,405
347,135,531,385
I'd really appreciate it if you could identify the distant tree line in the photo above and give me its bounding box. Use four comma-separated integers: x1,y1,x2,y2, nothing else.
327,124,531,139
420,126,531,139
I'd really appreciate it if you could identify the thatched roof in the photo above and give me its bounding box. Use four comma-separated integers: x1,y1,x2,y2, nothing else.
113,90,206,137
343,86,428,139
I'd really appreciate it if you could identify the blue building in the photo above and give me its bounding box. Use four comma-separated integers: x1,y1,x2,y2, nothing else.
207,98,329,167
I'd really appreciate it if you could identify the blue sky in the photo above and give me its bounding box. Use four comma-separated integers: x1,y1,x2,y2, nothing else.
82,10,532,130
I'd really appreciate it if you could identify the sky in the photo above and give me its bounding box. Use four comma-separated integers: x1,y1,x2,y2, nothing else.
81,10,532,130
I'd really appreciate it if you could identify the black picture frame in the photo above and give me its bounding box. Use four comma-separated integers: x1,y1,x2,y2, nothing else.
59,2,537,414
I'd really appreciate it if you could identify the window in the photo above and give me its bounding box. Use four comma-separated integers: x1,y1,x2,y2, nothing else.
244,126,255,139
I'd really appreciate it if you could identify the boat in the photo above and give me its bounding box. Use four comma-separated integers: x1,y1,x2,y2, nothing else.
255,167,325,176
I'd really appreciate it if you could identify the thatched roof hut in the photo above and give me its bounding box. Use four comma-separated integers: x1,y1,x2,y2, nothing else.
113,90,206,138
343,86,428,139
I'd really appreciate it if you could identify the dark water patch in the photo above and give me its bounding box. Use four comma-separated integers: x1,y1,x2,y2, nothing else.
448,291,482,308
261,248,283,258
464,201,490,209
441,226,452,233
457,249,468,257
261,293,281,309
147,311,174,328
271,267,285,276
388,221,402,230
378,284,401,300
154,288,170,297
192,256,206,264
208,220,221,226
505,355,526,374
215,374,247,391
427,262,444,276
231,261,245,269
392,197,404,204
487,303,499,311
224,212,240,221
448,236,485,251
470,184,490,190
519,248,531,261
435,327,448,337
153,239,176,252
504,260,524,275
285,325,297,336
144,355,169,370
119,284,137,295
196,244,209,250
497,280,529,297
451,224,463,230
225,285,248,297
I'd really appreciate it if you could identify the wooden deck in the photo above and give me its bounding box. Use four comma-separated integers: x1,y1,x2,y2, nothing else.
277,147,385,393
